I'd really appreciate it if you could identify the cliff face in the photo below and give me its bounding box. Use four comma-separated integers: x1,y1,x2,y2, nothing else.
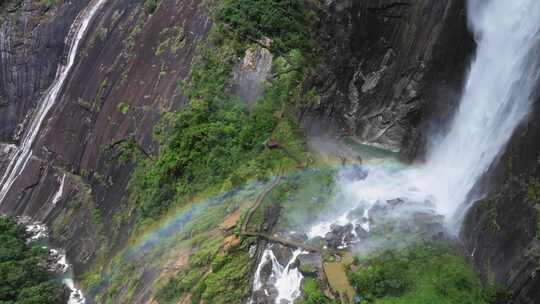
0,0,211,272
4,0,539,303
461,100,540,303
302,0,474,157
0,0,475,271
0,0,85,144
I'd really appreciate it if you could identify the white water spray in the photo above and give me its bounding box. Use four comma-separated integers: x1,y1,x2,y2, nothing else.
250,247,305,304
419,0,540,221
51,174,66,206
252,2,540,302
0,0,108,204
310,0,540,237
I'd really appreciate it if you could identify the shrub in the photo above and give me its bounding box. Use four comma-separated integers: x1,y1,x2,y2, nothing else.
214,0,314,56
0,217,64,304
144,0,159,14
347,242,490,304
297,278,336,304
348,251,411,300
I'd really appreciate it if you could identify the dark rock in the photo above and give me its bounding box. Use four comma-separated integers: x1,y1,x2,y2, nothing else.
387,198,405,207
302,0,474,159
325,223,356,249
354,225,369,240
272,244,293,266
369,201,389,221
298,252,323,276
265,136,280,149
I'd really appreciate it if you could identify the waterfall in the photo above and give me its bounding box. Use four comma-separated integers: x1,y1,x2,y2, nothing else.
251,1,540,302
419,0,540,222
0,0,108,205
250,247,305,304
310,0,540,236
0,1,108,303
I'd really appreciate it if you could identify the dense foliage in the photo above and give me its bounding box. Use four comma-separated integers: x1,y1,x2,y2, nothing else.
0,217,64,304
130,47,283,220
214,0,314,56
129,0,315,222
347,242,509,304
298,278,337,304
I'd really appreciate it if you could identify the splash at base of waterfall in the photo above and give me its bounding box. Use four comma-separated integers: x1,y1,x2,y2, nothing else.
22,218,86,304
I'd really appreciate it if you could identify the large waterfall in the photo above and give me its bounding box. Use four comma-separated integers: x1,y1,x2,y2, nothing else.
253,0,540,302
0,0,108,205
418,0,540,221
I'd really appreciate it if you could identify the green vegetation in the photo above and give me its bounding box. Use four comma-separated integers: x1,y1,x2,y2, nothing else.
117,102,130,115
157,236,254,304
88,0,320,301
297,278,336,304
40,0,55,11
144,0,159,14
214,0,315,57
276,167,336,230
129,0,316,223
0,217,64,304
527,177,540,238
347,242,507,304
156,26,186,56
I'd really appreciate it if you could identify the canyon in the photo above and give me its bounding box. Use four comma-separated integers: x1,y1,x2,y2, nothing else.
1,0,540,303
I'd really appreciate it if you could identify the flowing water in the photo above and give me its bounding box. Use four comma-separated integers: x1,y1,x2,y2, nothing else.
20,218,85,304
250,247,305,304
0,1,108,303
0,0,108,205
253,0,540,302
311,0,540,235
419,0,540,222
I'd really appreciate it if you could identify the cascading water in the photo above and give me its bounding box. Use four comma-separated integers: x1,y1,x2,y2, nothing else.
250,247,305,304
0,0,108,205
418,0,540,223
311,0,540,236
254,1,540,301
0,1,108,303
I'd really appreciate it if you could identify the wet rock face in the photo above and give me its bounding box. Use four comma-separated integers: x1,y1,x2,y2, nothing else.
302,0,474,157
462,178,540,303
0,0,211,281
0,0,85,144
461,100,540,303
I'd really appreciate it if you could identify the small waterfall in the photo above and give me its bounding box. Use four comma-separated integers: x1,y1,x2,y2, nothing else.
250,247,305,304
0,0,108,204
51,174,66,206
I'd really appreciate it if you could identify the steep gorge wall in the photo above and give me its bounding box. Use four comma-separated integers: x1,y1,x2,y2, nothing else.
0,0,211,273
461,99,540,303
0,0,508,302
302,0,474,158
0,0,85,144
